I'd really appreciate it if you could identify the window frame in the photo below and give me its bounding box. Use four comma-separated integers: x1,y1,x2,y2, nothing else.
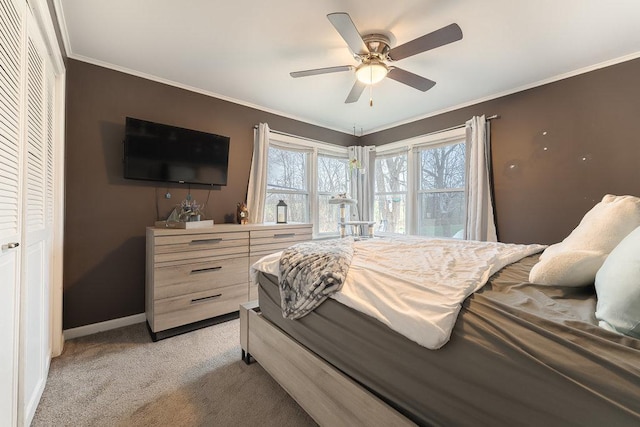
265,132,349,237
373,149,409,235
414,140,466,238
316,152,351,237
375,127,467,236
265,143,312,223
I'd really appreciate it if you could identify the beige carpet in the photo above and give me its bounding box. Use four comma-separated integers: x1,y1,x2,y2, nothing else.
32,319,316,426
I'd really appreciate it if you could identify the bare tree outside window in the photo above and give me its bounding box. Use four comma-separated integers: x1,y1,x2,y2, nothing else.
261,134,465,237
317,155,350,234
374,153,407,234
418,142,466,238
264,146,309,223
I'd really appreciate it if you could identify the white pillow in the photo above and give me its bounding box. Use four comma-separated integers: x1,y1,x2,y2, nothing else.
595,225,640,338
529,194,640,286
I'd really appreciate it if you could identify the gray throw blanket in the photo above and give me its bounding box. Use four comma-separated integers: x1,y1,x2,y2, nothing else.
279,238,354,319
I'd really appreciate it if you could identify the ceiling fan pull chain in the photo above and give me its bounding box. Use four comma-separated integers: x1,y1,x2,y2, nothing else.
369,84,374,107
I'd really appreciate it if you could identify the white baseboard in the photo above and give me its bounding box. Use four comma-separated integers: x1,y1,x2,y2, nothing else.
63,313,147,340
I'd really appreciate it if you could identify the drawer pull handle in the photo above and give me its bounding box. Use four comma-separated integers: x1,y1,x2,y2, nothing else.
191,238,222,244
273,233,295,238
191,293,222,304
191,266,222,274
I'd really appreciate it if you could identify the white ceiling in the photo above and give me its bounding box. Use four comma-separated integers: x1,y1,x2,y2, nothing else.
55,0,640,135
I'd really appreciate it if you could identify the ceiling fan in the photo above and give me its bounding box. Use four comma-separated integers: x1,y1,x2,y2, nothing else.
290,13,463,104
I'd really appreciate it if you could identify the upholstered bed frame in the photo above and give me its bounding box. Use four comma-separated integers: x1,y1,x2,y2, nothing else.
240,257,640,426
239,195,640,425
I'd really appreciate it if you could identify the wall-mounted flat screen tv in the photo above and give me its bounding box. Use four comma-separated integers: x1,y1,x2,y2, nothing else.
123,117,230,186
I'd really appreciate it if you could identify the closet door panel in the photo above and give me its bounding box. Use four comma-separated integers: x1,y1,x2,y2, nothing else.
0,0,22,239
20,9,51,425
0,0,24,425
1,0,59,424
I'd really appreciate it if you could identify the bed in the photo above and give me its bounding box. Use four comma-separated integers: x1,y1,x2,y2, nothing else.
241,205,640,426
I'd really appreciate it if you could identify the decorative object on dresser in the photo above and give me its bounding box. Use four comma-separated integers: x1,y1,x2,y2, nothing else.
177,198,204,222
236,202,249,224
155,196,212,229
146,223,312,340
276,200,288,223
154,219,214,229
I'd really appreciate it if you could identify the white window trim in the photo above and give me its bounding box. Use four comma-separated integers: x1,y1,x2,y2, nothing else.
414,142,466,237
316,153,351,237
374,150,409,235
375,127,466,154
265,128,467,238
265,144,311,223
374,127,466,235
269,132,348,155
268,131,349,237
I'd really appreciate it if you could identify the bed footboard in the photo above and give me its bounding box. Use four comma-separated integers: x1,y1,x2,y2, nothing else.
239,302,415,426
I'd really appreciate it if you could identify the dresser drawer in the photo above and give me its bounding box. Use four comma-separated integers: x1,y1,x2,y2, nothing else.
154,256,249,300
250,240,308,258
155,231,249,251
153,283,247,332
249,226,312,241
250,226,312,258
154,243,248,264
154,231,249,262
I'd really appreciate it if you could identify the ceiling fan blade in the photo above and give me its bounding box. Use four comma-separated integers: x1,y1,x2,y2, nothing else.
327,12,369,56
290,65,353,78
388,23,463,61
387,68,436,92
345,80,366,103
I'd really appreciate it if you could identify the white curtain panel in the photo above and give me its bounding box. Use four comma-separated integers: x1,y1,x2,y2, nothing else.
465,116,497,241
348,145,375,221
246,123,270,224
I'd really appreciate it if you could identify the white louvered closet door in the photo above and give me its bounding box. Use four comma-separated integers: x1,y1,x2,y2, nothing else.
0,0,24,425
20,7,52,424
0,0,60,424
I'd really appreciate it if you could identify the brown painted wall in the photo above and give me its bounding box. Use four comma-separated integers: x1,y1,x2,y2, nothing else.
362,58,640,246
65,57,640,329
64,59,357,329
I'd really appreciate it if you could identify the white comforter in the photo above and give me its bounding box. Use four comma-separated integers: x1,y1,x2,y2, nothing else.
252,236,545,349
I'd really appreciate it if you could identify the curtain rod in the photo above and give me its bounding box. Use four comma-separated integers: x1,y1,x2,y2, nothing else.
417,114,500,138
255,115,500,141
253,125,335,146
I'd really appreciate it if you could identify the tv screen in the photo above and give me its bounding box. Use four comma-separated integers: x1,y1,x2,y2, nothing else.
123,117,230,186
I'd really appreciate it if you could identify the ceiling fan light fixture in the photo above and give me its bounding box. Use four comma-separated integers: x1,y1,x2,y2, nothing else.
355,60,388,85
290,13,462,103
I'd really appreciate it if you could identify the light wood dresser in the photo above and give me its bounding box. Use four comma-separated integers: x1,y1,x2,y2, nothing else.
146,223,312,340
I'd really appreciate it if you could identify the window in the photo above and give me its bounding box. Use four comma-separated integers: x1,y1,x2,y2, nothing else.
262,132,349,236
261,128,466,238
317,154,350,235
416,142,466,238
265,145,310,223
373,127,466,237
374,152,407,234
